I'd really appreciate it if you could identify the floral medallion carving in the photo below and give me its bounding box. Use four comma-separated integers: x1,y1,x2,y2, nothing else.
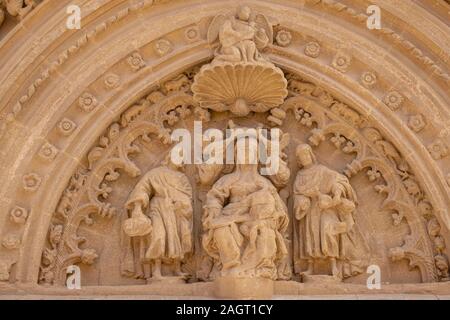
9,206,28,224
304,41,321,58
58,118,77,136
331,50,352,73
78,92,98,112
127,52,146,71
22,173,42,192
384,91,404,110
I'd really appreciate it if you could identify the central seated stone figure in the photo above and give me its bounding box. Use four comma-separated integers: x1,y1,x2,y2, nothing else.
201,134,290,288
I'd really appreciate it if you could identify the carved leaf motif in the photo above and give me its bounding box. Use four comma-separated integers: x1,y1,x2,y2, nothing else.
88,147,104,169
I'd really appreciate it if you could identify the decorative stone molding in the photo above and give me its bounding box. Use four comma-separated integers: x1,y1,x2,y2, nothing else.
57,118,77,136
306,0,450,83
360,71,377,88
103,74,121,89
275,30,292,47
0,0,156,139
78,93,98,112
127,52,146,71
184,25,201,43
428,139,449,160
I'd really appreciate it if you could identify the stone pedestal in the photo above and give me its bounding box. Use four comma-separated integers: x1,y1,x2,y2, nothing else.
302,275,341,284
214,276,274,299
147,276,187,285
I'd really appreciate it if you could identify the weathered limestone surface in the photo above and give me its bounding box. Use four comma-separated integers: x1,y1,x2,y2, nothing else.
0,0,449,299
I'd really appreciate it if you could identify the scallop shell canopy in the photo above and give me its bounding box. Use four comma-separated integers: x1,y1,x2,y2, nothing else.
192,63,288,113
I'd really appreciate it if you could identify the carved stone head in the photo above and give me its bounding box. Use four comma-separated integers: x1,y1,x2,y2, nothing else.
237,5,251,21
163,151,185,171
296,144,316,168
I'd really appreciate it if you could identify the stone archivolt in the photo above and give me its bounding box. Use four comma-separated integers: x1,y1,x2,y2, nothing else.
0,1,449,297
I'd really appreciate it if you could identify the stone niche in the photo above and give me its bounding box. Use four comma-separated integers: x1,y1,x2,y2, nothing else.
0,1,449,299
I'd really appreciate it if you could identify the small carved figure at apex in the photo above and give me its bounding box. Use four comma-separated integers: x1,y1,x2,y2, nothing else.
207,5,273,64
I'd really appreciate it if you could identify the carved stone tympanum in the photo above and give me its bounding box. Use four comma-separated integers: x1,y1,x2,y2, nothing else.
0,0,449,300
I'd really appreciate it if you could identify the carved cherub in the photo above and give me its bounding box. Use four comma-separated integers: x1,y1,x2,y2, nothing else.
207,5,273,63
0,0,36,27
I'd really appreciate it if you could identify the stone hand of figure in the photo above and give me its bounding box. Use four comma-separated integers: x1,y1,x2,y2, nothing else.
295,195,310,220
331,195,342,207
130,204,144,219
318,194,333,209
174,201,192,218
299,196,310,210
310,186,321,197
203,207,221,229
